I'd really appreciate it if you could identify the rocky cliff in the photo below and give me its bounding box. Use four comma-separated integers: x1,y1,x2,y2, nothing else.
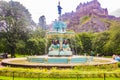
61,0,120,32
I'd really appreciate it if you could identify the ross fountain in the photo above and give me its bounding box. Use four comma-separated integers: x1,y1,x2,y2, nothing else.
1,1,117,68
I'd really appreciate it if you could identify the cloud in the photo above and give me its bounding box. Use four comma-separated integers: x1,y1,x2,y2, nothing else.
110,9,120,17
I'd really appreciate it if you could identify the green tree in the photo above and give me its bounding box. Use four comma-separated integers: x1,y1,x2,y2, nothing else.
80,33,93,54
26,27,46,55
75,34,83,54
105,25,120,55
75,33,93,55
0,38,7,53
92,32,110,55
0,1,32,57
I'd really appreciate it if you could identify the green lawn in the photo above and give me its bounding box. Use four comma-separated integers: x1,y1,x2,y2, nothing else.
0,76,120,80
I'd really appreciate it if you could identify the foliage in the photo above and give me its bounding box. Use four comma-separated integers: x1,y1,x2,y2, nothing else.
99,19,120,55
0,63,119,78
107,25,120,55
26,38,45,55
0,38,7,53
0,1,46,56
80,16,91,25
92,32,110,55
0,1,33,57
118,62,120,68
0,76,120,80
75,34,83,54
25,27,46,55
75,32,93,54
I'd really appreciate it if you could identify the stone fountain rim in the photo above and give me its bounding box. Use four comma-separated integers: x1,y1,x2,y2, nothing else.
1,56,117,68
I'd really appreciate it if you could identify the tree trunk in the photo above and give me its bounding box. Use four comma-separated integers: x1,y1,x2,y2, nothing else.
10,46,15,58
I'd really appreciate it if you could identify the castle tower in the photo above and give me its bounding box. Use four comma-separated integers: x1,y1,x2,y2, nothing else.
93,0,101,8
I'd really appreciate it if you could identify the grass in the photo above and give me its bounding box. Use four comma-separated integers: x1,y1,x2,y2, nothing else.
0,76,120,80
15,54,29,58
103,56,112,58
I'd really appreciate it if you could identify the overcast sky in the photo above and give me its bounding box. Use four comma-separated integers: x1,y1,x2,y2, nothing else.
3,0,120,24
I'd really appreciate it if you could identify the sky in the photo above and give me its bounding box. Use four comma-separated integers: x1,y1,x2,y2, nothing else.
3,0,120,24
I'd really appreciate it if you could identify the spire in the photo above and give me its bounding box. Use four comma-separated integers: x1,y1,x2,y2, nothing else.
94,0,98,2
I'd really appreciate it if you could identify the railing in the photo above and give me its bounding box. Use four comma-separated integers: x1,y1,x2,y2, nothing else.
0,71,120,80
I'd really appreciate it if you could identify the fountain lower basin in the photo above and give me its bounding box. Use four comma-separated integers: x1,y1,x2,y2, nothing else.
1,55,117,68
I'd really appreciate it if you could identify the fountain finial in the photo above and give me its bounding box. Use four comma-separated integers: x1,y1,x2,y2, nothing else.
57,1,62,20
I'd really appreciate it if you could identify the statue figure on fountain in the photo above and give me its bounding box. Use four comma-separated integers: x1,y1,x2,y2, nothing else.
58,1,62,18
62,39,71,51
48,39,72,56
49,39,60,51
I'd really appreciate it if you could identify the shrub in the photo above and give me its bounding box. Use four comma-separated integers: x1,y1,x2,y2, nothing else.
73,63,118,71
118,62,120,68
0,66,120,78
